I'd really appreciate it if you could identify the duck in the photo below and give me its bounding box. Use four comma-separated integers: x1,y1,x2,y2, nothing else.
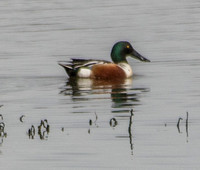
59,41,150,80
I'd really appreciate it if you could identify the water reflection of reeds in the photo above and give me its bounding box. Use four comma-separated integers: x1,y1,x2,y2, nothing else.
27,119,50,140
0,114,7,145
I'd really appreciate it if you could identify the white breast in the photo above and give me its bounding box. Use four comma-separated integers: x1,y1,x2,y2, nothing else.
77,68,92,78
118,63,133,78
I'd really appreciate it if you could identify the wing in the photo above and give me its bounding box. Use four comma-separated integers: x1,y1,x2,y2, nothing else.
70,59,111,69
58,58,111,77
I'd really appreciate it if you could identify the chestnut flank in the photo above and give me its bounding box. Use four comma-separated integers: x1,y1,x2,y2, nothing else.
91,64,126,80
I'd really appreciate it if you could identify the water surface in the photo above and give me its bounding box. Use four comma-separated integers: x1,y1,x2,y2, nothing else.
1,0,200,169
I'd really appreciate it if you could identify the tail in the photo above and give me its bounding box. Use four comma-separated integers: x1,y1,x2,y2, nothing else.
58,63,77,77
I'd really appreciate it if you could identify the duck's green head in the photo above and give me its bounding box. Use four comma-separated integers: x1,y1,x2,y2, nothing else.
111,41,150,63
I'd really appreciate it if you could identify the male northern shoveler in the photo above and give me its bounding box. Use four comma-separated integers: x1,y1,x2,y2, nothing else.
59,41,150,80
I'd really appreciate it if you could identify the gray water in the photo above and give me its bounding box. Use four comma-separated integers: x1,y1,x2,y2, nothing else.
1,0,200,169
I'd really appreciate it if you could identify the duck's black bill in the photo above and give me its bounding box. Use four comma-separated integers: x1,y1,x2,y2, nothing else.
131,50,150,62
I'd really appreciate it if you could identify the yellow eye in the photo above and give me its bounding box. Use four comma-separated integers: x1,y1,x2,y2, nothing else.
126,45,130,48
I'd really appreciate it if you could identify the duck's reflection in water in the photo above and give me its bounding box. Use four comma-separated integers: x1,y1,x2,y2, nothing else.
60,77,128,96
60,77,149,112
60,77,149,154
